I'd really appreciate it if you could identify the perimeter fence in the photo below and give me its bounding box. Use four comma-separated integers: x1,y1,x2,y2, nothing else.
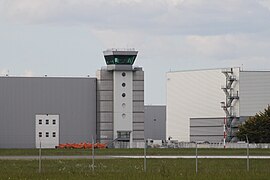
1,141,270,179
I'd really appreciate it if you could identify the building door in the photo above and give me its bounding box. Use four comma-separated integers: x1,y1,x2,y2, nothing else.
35,114,59,148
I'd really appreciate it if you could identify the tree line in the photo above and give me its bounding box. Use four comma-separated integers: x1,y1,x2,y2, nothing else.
237,105,270,143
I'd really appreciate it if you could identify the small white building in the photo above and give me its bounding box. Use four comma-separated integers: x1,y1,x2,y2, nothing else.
166,68,270,143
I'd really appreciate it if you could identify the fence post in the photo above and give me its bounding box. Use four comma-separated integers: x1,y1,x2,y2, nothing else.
92,136,95,172
196,142,198,174
39,141,41,173
144,140,147,172
246,135,249,172
223,117,226,149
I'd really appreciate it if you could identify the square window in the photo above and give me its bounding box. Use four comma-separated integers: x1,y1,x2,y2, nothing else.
46,119,49,125
39,119,42,125
39,132,42,137
53,120,56,125
52,132,56,137
46,132,49,137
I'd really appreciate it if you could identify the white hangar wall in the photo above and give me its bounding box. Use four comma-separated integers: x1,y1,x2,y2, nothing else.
166,68,270,143
166,69,229,142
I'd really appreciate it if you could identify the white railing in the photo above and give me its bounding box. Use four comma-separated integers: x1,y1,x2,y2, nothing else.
176,142,270,149
111,141,270,149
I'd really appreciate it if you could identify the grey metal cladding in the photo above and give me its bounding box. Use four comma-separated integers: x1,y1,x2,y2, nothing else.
132,69,144,140
97,123,100,132
190,118,224,127
190,126,223,136
133,131,144,139
99,122,113,131
96,70,113,80
97,113,113,123
97,101,113,112
133,122,144,131
133,113,144,122
133,91,144,101
190,136,224,143
133,102,144,112
133,81,144,91
189,118,225,143
97,80,113,91
144,105,166,140
97,91,113,101
239,71,270,116
96,69,114,143
0,77,96,148
133,70,144,81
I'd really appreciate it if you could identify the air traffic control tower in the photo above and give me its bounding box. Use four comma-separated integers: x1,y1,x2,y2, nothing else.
96,49,144,147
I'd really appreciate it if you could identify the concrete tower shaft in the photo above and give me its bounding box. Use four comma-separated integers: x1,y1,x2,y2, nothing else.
97,49,144,148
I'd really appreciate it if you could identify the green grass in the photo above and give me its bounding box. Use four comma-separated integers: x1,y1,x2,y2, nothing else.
0,159,270,179
0,148,270,156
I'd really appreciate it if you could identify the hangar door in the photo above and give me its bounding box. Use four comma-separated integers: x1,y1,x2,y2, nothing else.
35,114,59,148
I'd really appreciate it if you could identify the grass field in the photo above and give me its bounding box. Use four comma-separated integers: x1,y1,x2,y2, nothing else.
0,158,270,179
0,148,270,156
1,148,270,179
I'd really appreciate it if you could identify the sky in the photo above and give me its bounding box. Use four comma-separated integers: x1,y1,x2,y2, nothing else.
1,0,270,105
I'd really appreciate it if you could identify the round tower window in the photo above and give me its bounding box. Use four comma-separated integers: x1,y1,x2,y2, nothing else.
122,93,126,97
122,83,126,87
122,72,126,77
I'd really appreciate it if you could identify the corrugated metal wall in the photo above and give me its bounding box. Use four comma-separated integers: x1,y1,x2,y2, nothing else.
144,105,166,140
166,69,226,141
96,69,145,143
0,77,96,148
190,117,224,143
132,70,145,141
96,69,114,144
240,71,270,116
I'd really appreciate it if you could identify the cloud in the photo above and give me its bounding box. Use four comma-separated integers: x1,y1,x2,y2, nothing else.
0,68,34,76
1,0,270,105
185,34,247,59
0,0,168,25
218,56,270,71
1,0,270,65
1,0,270,35
23,70,34,77
186,33,270,60
258,0,270,11
0,69,9,76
